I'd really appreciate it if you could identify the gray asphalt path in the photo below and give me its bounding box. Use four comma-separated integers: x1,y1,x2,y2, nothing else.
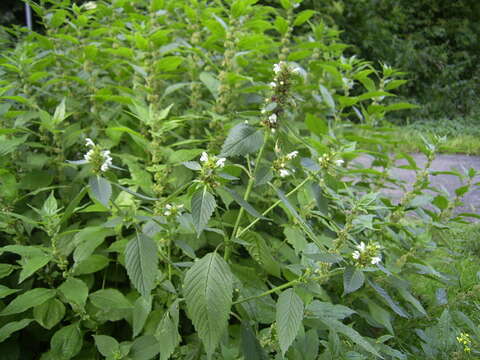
352,154,480,218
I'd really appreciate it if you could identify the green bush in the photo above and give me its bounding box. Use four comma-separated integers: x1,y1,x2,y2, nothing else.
0,0,479,359
309,0,480,119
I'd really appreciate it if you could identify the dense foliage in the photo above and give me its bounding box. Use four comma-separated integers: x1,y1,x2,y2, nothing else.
309,0,480,119
0,0,479,359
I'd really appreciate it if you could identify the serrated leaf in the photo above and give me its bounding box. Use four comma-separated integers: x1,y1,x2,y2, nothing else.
33,298,65,330
183,253,233,359
133,296,152,338
369,280,410,318
220,123,263,157
156,300,181,360
276,288,304,355
191,188,216,236
241,324,268,360
222,187,267,220
89,175,112,207
19,254,52,283
58,277,88,307
244,232,281,277
125,233,158,297
90,289,132,310
94,335,120,358
129,335,160,360
199,72,220,99
0,288,56,316
294,10,315,26
51,322,83,359
343,266,365,295
306,300,356,322
0,319,33,342
319,316,382,358
319,85,335,111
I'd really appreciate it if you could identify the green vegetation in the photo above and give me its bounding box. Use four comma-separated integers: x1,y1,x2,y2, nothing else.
0,1,479,359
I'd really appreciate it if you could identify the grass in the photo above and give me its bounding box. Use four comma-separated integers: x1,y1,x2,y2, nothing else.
393,115,480,155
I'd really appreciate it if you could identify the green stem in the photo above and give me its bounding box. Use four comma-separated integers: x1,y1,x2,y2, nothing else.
225,132,269,261
233,278,301,305
237,176,311,239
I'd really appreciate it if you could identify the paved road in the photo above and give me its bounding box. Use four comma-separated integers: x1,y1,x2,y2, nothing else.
352,154,480,218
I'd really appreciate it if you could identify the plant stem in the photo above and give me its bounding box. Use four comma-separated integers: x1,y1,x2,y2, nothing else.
237,176,311,238
233,278,301,305
225,131,269,261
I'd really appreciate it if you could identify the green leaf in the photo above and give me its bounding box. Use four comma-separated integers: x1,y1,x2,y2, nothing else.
276,288,304,356
368,280,410,318
129,335,160,360
0,285,20,299
343,266,365,295
0,319,33,342
19,254,52,283
183,252,233,358
222,187,267,220
294,10,316,26
0,288,56,316
58,277,88,307
220,123,264,157
319,316,382,358
191,188,216,236
73,227,112,264
156,300,181,360
72,254,109,275
89,175,112,207
94,335,120,358
125,233,158,297
199,72,220,99
51,322,83,360
319,85,336,111
241,324,268,360
244,232,281,277
90,289,132,310
306,300,356,321
33,298,65,330
133,296,152,338
305,114,328,137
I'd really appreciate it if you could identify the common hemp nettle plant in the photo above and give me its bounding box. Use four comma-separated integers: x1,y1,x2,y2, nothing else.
0,0,479,359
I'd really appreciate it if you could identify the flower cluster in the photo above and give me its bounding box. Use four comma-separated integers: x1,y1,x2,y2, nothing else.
352,241,382,267
163,203,184,218
83,1,97,10
261,61,300,133
457,332,472,353
200,152,226,169
273,151,298,178
83,138,112,173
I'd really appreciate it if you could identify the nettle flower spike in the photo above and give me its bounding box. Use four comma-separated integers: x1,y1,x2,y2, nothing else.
80,138,113,173
273,150,298,178
352,241,382,267
261,61,300,133
200,152,226,169
164,203,184,217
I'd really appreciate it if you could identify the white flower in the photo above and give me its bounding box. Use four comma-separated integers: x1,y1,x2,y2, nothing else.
84,149,94,162
164,210,171,216
215,157,226,168
273,62,286,74
279,81,284,85
286,151,299,160
85,138,95,147
83,1,97,10
334,159,344,166
291,66,301,74
269,82,277,88
268,113,277,124
356,242,366,252
352,251,361,260
279,169,290,177
200,152,209,162
100,150,112,172
371,256,382,265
